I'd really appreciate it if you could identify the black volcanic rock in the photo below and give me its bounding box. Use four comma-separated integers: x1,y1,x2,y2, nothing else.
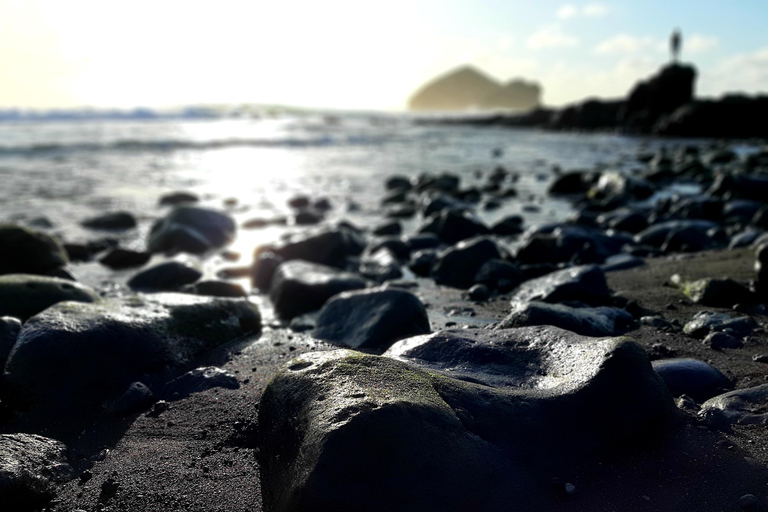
313,288,430,352
0,225,68,276
0,433,74,511
620,63,696,132
269,260,367,320
257,327,675,512
655,95,768,138
2,293,261,416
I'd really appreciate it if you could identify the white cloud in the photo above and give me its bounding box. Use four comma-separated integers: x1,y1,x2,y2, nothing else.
699,46,768,97
527,25,579,50
686,34,719,54
594,34,663,54
557,5,578,19
582,3,609,17
557,3,609,19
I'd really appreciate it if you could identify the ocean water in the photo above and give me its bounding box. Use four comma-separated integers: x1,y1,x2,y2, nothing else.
0,113,697,290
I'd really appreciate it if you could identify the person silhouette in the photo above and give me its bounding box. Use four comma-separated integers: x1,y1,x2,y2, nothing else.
671,29,682,63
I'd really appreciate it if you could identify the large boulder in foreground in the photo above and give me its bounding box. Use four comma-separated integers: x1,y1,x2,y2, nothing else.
0,434,74,511
269,260,367,320
0,225,68,276
257,327,676,512
0,274,99,321
313,288,430,352
3,294,260,416
148,206,236,255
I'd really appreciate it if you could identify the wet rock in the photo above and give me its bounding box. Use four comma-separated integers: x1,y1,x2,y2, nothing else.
464,284,491,302
365,236,410,261
148,206,236,255
372,221,402,236
421,193,471,217
432,237,503,289
81,211,137,231
127,260,202,291
62,243,94,263
634,220,718,248
724,199,762,222
510,265,610,306
0,225,68,276
385,175,412,191
408,249,438,277
313,288,430,353
404,233,441,251
269,260,367,320
661,225,718,253
105,381,155,415
729,229,765,249
183,280,246,297
258,327,675,512
605,211,649,234
513,232,559,264
704,331,744,350
414,173,460,194
159,191,199,206
98,248,151,270
385,204,417,219
498,301,634,337
359,248,402,283
251,252,284,292
700,384,768,425
293,208,324,226
163,366,239,401
490,215,524,236
601,254,645,272
548,171,594,195
0,316,21,367
241,216,287,229
671,275,754,307
288,195,311,209
640,315,676,331
0,434,74,511
652,358,733,401
420,209,489,245
3,293,260,415
683,311,757,339
473,259,525,293
259,227,365,269
0,274,100,321
756,244,768,299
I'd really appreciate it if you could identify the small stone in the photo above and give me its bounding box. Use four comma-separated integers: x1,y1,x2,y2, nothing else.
752,354,768,364
704,331,744,350
739,494,758,509
464,284,491,302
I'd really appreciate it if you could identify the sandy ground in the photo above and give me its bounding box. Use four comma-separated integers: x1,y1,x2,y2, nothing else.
24,247,768,512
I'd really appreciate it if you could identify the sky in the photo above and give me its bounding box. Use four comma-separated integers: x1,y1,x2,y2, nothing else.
1,0,766,110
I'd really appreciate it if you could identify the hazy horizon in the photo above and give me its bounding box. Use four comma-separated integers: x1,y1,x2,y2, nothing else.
2,0,767,111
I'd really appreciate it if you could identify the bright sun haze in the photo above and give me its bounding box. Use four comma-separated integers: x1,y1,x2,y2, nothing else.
1,0,766,109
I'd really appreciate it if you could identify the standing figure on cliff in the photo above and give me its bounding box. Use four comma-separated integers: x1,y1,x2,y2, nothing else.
671,29,682,63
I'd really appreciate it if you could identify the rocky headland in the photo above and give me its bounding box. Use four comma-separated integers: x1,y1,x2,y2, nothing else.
2,137,768,511
422,62,768,139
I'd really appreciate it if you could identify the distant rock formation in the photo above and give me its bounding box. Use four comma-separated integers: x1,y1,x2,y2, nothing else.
416,61,768,138
620,64,697,132
549,63,696,132
409,66,541,112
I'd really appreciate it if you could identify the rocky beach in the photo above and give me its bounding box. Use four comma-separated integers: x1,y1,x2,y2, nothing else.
1,110,768,512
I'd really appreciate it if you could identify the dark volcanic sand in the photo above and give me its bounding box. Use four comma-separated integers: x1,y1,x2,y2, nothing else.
33,248,768,512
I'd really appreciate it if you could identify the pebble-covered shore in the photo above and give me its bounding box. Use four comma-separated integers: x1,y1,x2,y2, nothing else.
2,140,768,511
